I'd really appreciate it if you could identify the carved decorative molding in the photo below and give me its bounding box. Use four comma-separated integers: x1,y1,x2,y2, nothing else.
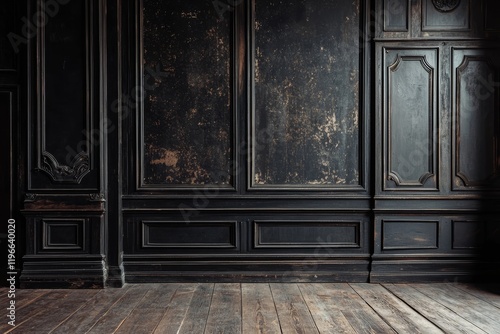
89,193,106,202
385,53,437,189
431,0,460,12
40,151,90,183
25,193,38,202
454,53,499,189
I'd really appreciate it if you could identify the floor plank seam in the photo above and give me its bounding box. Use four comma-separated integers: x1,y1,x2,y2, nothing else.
412,284,498,333
347,283,403,334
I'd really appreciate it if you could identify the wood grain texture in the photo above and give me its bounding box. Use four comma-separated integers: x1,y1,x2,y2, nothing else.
384,284,488,334
175,283,214,334
454,283,500,309
270,283,319,334
1,283,499,334
351,283,443,334
413,284,500,333
114,284,179,333
86,285,151,333
51,286,132,333
321,283,397,333
152,283,198,333
298,283,356,333
205,283,242,334
6,290,99,334
241,283,281,334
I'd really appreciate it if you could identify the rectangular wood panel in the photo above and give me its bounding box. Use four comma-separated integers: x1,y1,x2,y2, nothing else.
452,48,500,190
382,47,438,191
0,91,13,218
452,221,486,249
140,0,234,188
38,0,90,183
251,0,363,189
383,0,409,32
382,220,439,250
254,221,360,248
422,0,470,31
30,0,102,189
42,219,86,251
142,221,238,248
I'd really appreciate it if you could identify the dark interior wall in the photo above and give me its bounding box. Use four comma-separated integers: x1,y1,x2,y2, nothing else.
1,0,499,288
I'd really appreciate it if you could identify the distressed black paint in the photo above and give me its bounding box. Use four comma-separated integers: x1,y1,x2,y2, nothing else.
142,0,232,186
253,0,361,186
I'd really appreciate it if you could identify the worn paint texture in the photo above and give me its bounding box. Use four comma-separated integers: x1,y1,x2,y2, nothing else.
142,0,232,186
254,0,361,186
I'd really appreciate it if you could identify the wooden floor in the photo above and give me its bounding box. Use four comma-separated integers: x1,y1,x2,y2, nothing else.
1,283,500,333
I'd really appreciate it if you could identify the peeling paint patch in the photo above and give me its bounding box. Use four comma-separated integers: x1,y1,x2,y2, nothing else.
253,0,361,186
142,0,232,186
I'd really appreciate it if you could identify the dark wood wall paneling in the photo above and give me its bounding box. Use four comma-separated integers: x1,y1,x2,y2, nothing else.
12,0,500,287
20,0,107,288
373,0,500,282
0,2,23,285
120,0,372,283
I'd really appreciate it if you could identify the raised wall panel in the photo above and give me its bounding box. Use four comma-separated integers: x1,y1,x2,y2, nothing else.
422,0,470,31
250,0,364,190
452,48,500,190
383,0,409,32
139,0,235,189
0,91,14,216
30,0,101,188
42,219,86,251
452,220,486,249
141,221,238,249
254,221,361,249
382,220,439,250
382,47,438,191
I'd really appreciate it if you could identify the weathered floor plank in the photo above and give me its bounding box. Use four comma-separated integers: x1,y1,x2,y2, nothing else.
270,283,320,334
7,290,99,334
324,283,397,334
114,284,179,334
351,283,443,334
86,285,151,334
153,283,211,334
384,284,488,334
176,283,214,334
51,286,132,334
453,283,500,309
0,290,74,333
413,284,500,333
298,283,356,334
205,283,242,334
241,283,281,334
2,283,500,334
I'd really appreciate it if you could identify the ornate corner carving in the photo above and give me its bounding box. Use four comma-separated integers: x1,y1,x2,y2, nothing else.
40,151,90,184
89,193,106,202
431,0,460,13
25,193,38,202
